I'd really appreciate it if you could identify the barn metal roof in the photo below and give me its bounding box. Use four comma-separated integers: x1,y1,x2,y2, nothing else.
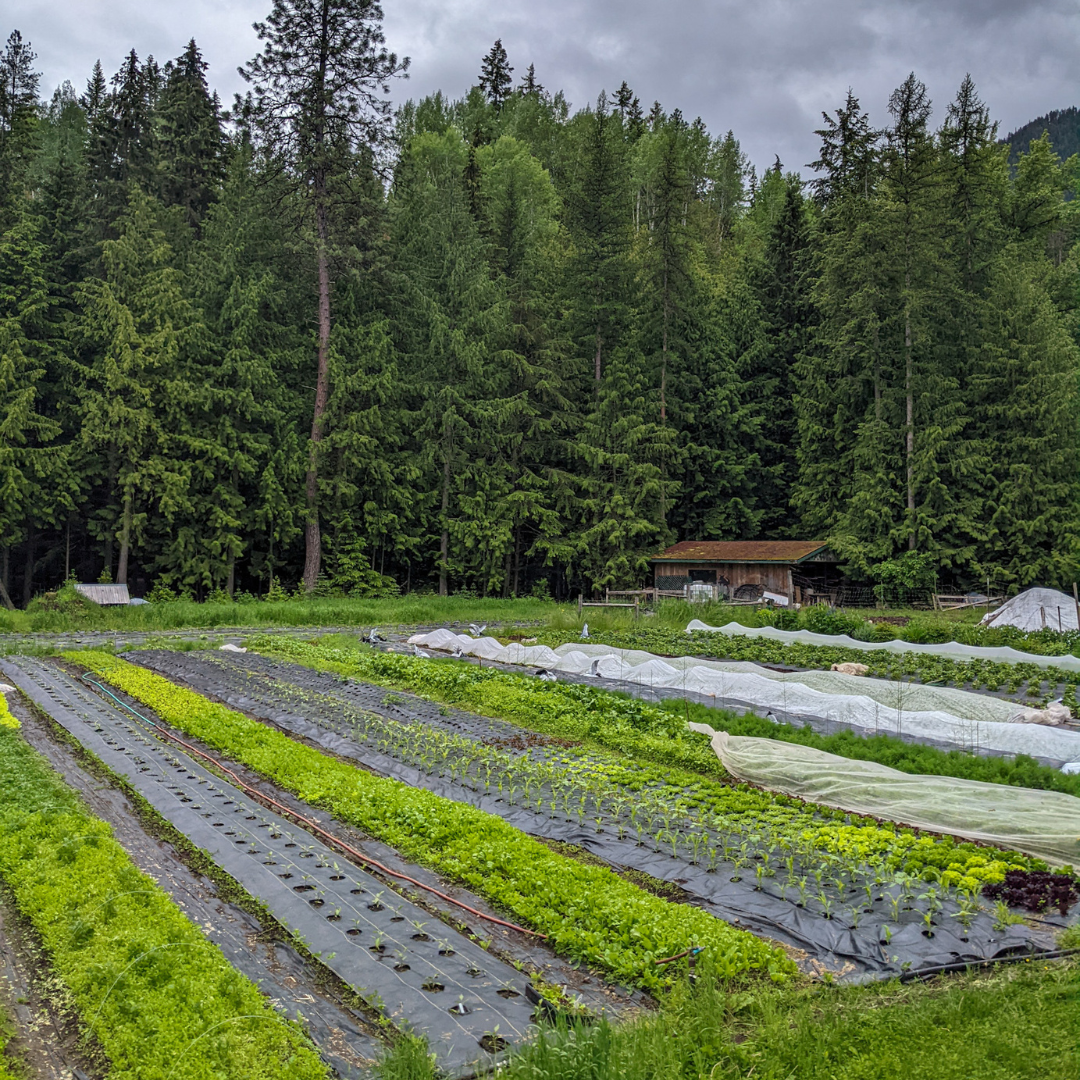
651,541,831,564
74,583,131,605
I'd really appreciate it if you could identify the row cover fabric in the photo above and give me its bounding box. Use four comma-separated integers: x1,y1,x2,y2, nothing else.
691,723,1080,869
980,587,1080,632
685,618,1080,672
407,631,1080,763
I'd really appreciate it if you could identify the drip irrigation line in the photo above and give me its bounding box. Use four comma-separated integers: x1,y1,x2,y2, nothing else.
79,672,547,941
896,946,1080,983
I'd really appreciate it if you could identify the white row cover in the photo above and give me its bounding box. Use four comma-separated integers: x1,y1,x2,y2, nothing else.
980,587,1080,632
406,629,1080,763
692,723,1080,868
685,618,1080,672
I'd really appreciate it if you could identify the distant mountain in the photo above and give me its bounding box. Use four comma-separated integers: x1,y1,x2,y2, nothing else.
1002,106,1080,163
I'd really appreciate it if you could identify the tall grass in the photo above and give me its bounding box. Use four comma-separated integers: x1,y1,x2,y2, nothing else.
0,595,559,636
375,956,1079,1080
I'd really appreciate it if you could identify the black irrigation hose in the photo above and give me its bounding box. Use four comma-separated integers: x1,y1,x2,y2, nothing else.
78,672,548,940
898,946,1080,983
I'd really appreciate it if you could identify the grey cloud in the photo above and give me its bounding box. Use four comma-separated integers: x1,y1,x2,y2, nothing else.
9,0,1079,171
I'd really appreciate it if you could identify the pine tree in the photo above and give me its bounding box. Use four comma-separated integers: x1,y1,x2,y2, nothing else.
794,91,880,543
519,63,542,96
0,31,40,226
0,210,69,606
75,193,194,584
972,256,1080,585
475,134,567,594
478,39,513,108
241,0,408,590
156,40,226,231
751,176,816,536
85,50,159,231
81,61,106,119
390,129,510,594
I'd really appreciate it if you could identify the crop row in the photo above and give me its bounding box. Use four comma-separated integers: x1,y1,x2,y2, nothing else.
0,1003,15,1080
0,715,327,1080
0,694,18,731
73,651,796,989
526,627,1080,796
239,639,1043,891
542,625,1080,701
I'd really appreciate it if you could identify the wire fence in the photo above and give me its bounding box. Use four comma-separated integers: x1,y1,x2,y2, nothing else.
654,572,1011,611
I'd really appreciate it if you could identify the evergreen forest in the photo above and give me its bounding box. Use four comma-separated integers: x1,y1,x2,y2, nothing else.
1,10,1079,606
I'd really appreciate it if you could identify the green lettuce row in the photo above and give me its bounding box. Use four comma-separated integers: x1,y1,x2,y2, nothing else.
73,651,796,989
0,723,328,1080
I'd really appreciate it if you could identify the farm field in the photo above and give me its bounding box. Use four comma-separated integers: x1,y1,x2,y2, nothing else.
0,615,1075,1078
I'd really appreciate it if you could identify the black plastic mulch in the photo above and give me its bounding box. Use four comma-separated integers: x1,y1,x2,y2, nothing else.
125,649,1072,982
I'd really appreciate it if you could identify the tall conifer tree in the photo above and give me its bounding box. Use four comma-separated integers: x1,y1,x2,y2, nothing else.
241,0,408,590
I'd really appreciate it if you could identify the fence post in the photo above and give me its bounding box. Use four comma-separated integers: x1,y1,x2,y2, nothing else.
633,597,639,621
578,592,583,617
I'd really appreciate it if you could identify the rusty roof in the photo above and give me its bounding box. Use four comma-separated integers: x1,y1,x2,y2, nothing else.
651,541,830,564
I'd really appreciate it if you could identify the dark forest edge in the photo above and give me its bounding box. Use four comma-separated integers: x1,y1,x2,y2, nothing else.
0,9,1078,607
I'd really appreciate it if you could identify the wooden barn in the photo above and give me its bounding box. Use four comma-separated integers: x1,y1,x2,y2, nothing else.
650,541,839,604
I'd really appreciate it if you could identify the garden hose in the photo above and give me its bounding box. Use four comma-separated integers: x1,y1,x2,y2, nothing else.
79,672,548,940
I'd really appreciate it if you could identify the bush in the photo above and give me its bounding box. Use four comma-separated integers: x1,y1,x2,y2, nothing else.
799,603,865,636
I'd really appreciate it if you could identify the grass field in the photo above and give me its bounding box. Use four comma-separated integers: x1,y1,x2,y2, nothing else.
377,955,1080,1080
0,590,1003,639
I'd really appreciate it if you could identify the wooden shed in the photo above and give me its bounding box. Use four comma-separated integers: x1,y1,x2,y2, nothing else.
650,541,837,603
74,583,131,606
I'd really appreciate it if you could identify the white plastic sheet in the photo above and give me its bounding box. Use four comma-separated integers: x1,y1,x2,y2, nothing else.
690,722,1080,868
406,631,1080,762
686,618,1080,672
980,587,1080,632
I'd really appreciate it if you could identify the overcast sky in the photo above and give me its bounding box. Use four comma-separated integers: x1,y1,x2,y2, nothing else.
7,0,1079,172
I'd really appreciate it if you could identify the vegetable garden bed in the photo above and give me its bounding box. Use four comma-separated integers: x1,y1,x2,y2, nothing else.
3,656,544,1076
0,671,329,1080
71,651,794,993
544,626,1080,714
122,646,1076,981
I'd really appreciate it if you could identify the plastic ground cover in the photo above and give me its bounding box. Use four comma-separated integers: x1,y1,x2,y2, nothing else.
406,631,1080,764
8,687,382,1080
685,619,1080,671
127,648,1068,981
1,657,536,1075
689,723,1080,869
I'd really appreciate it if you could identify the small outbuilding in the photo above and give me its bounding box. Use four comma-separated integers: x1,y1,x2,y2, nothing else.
74,583,131,606
650,541,838,604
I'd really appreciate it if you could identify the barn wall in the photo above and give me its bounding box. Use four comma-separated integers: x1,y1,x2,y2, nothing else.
656,562,793,597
